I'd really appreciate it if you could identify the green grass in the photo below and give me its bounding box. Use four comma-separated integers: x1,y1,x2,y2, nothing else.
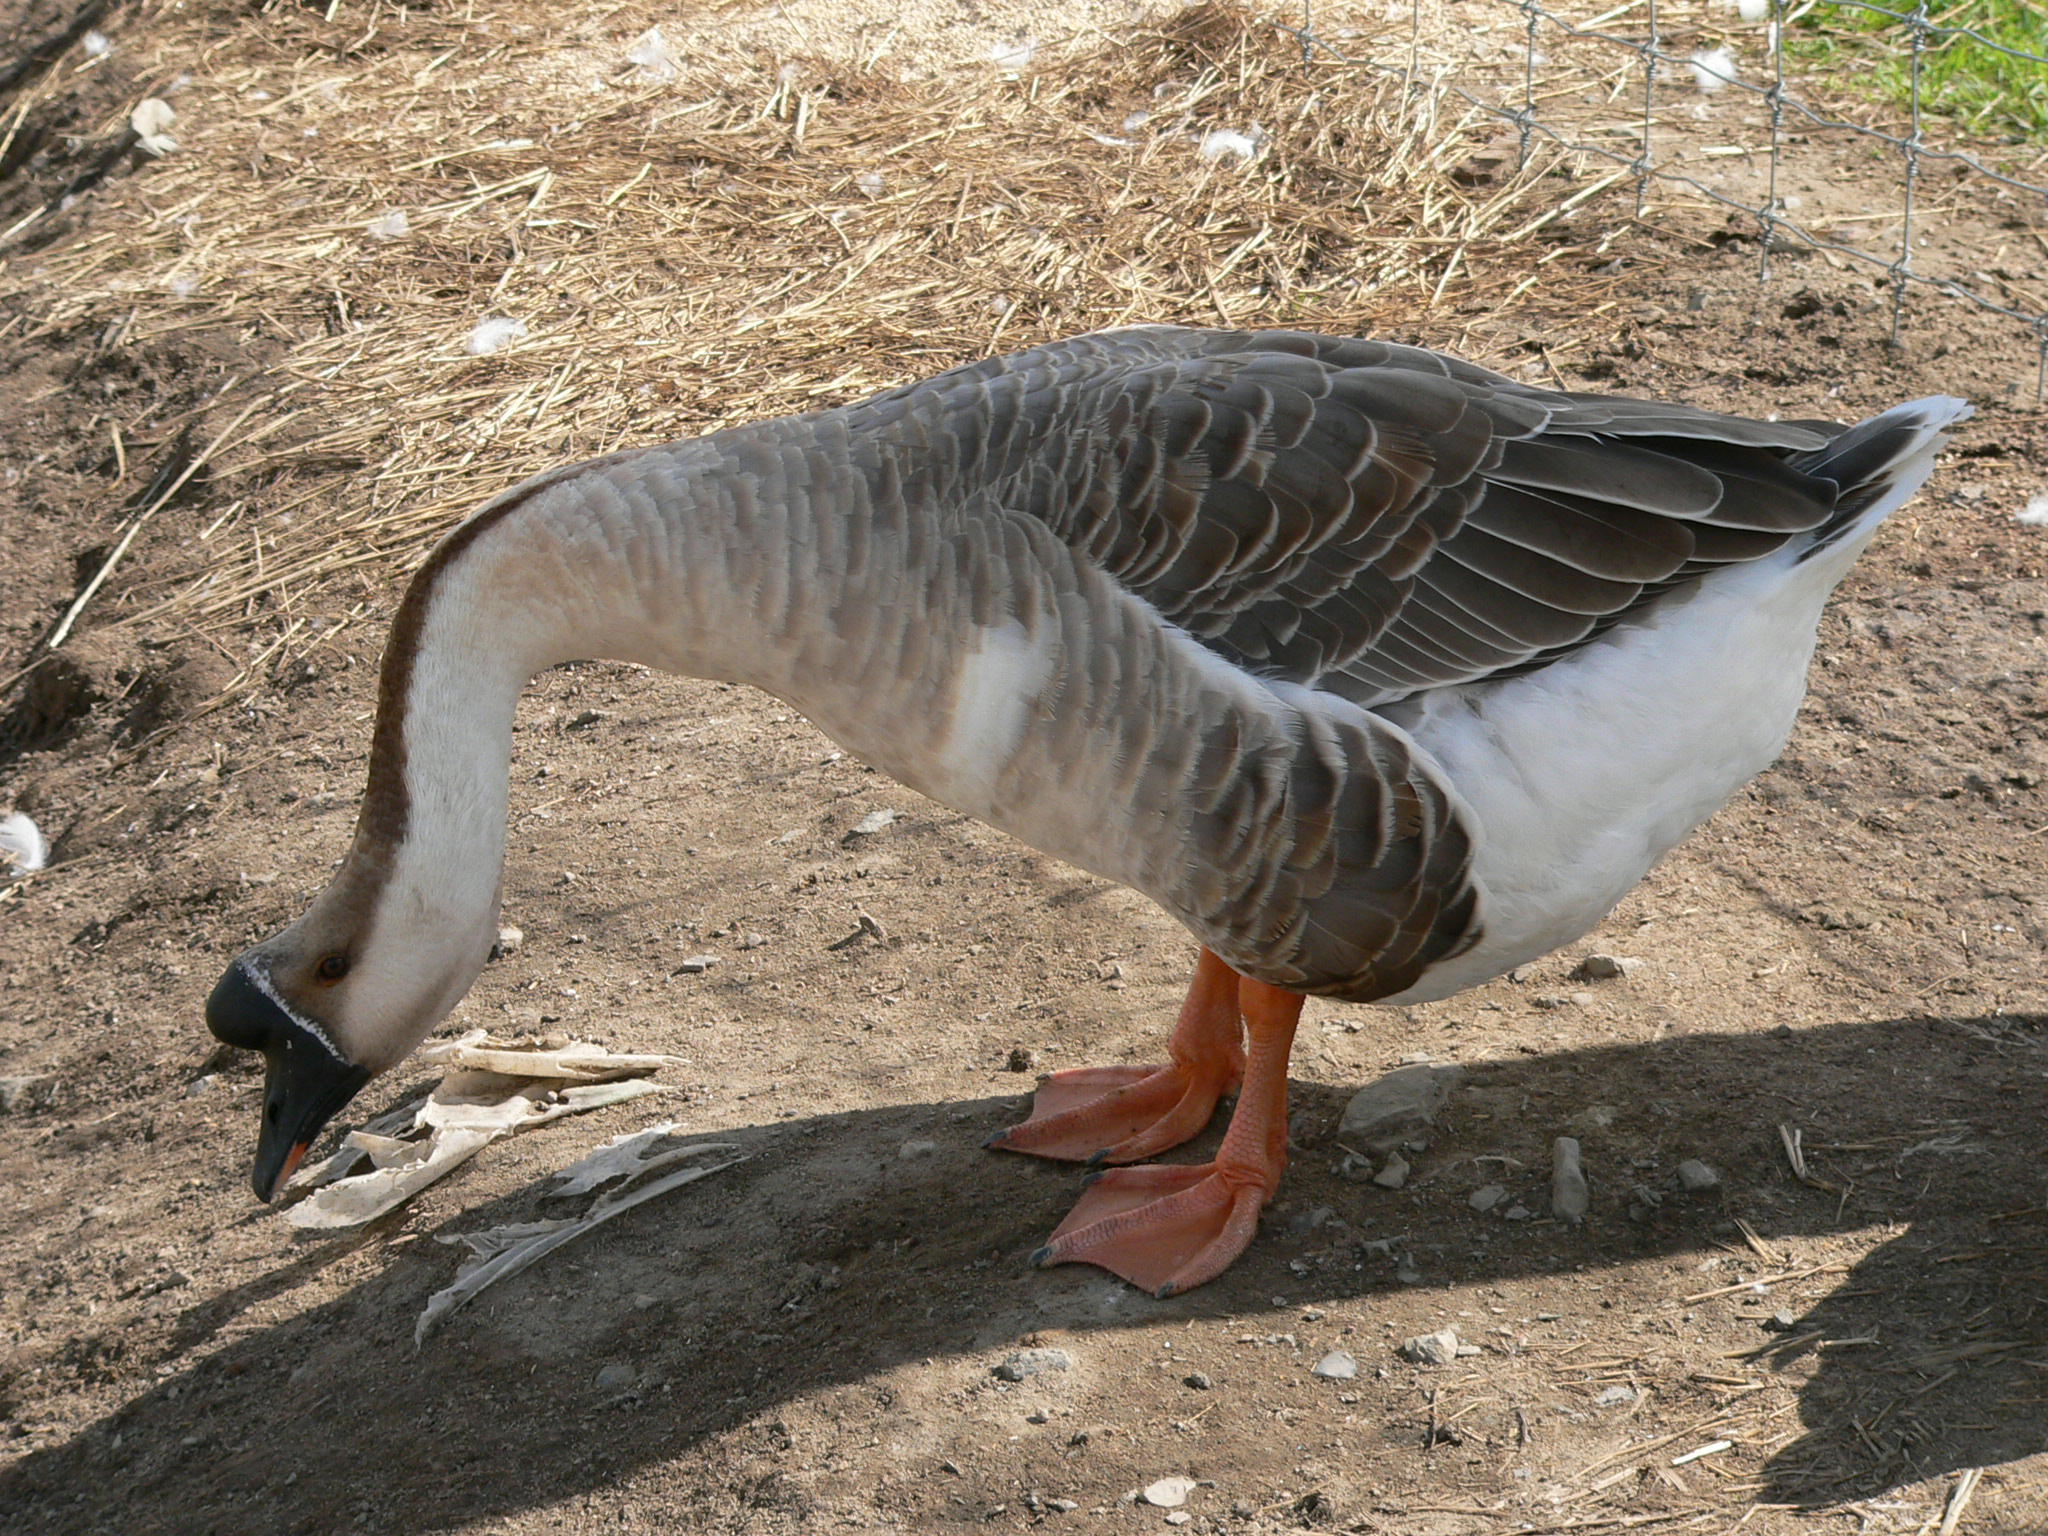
1792,0,2048,142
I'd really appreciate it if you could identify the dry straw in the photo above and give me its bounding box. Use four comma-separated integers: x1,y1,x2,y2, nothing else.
6,3,1636,688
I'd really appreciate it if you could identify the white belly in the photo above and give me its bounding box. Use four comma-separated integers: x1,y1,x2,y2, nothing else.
1374,533,1872,1004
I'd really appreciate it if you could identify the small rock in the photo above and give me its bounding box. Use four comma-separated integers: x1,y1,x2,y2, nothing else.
898,1139,937,1160
1007,1047,1036,1073
1183,1371,1213,1390
1595,1385,1636,1407
492,924,524,957
1765,1308,1799,1333
994,1348,1072,1382
675,954,719,973
184,1075,216,1098
1026,1409,1049,1424
1332,1149,1375,1182
565,708,606,730
1677,1159,1720,1192
1469,1183,1506,1212
594,1363,635,1390
1141,1476,1197,1509
850,808,900,837
1508,963,1538,982
1504,1204,1533,1221
1310,1350,1357,1380
1165,1514,1192,1527
1294,1491,1339,1524
1398,1329,1461,1365
1575,954,1642,980
1551,1137,1589,1224
1337,1062,1466,1154
1371,1151,1410,1189
1286,1207,1334,1238
1047,1499,1078,1513
1531,993,1578,1009
736,932,768,951
1568,1105,1617,1132
1800,903,1871,931
1395,1261,1423,1284
1772,1023,1795,1038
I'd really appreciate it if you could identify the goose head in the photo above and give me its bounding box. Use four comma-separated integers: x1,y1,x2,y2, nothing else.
205,860,498,1202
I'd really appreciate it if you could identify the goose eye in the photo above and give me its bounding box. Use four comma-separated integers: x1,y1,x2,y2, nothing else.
314,954,350,983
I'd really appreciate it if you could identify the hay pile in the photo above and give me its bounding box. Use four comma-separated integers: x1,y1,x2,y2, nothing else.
3,1,1634,715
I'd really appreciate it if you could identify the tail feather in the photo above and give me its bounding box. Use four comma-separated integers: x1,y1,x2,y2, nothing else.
1791,395,1972,551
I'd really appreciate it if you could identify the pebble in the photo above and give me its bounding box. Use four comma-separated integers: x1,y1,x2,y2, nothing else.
1183,1371,1213,1390
898,1139,937,1159
1047,1499,1078,1513
1595,1385,1636,1407
850,808,900,836
1398,1329,1461,1365
1468,1183,1506,1212
675,954,719,973
1504,1205,1533,1221
1677,1159,1720,1192
594,1363,635,1390
1141,1477,1198,1509
994,1348,1072,1382
1337,1062,1466,1154
1371,1151,1410,1189
1333,1149,1375,1182
493,924,524,957
183,1075,216,1098
1026,1410,1049,1424
1165,1515,1191,1527
1765,1308,1799,1333
1310,1350,1357,1380
0,1075,52,1114
1575,953,1642,980
1551,1137,1589,1224
1007,1047,1036,1072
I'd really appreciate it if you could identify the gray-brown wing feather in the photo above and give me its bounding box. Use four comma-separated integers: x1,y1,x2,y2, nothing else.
851,325,1848,707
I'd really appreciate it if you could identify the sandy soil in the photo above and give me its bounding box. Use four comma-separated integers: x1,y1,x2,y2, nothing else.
2,2,2047,1534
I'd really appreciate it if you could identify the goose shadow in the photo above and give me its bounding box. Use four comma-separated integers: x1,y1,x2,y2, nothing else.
1,1011,2042,1533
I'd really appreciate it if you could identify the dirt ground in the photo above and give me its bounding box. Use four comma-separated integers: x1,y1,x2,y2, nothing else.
2,2,2047,1534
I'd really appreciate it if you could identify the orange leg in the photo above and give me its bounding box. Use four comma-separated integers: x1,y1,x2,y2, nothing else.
986,949,1246,1165
1029,970,1304,1298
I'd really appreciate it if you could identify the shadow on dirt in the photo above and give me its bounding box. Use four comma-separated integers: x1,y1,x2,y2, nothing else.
3,1011,2043,1533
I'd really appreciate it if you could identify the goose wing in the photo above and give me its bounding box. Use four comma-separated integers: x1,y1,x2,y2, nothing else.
869,326,1849,705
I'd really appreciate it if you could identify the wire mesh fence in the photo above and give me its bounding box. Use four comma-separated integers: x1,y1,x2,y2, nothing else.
1287,0,2048,399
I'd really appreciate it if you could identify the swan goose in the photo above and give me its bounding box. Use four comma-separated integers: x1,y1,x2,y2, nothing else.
205,327,1966,1297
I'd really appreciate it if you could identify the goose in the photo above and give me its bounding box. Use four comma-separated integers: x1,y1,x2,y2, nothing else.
205,326,1967,1298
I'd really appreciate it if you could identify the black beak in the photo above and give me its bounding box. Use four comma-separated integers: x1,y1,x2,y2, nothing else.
205,961,371,1202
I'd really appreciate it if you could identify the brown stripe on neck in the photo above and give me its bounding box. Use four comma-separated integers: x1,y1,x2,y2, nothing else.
339,449,647,904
